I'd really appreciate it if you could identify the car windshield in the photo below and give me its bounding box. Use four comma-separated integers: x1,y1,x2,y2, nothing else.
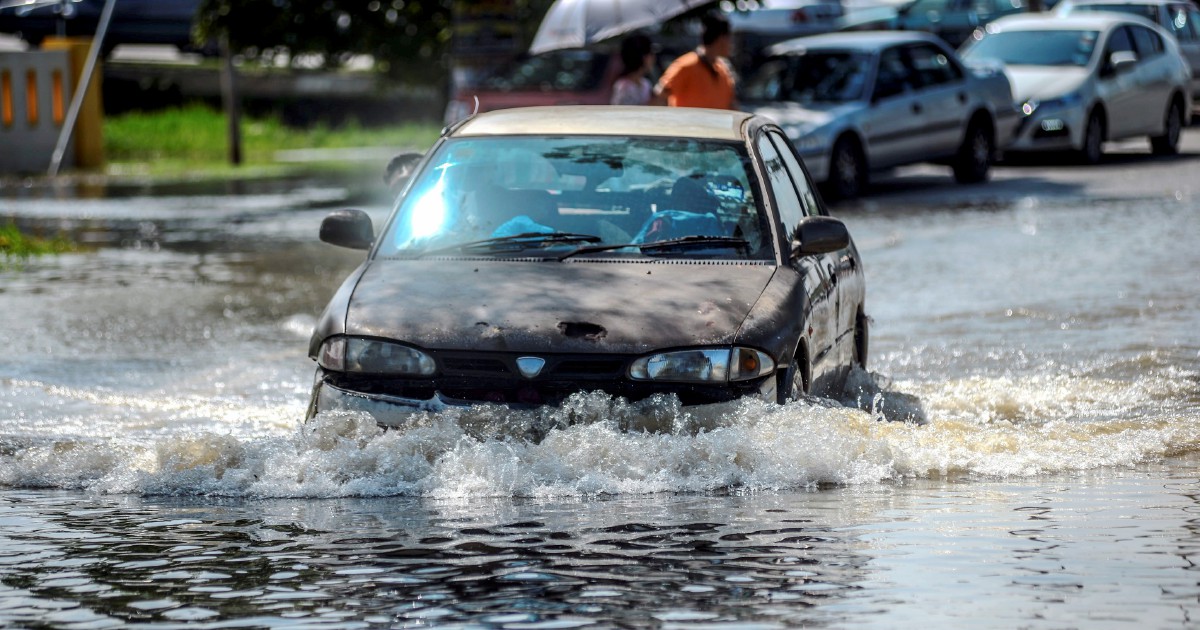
378,136,772,261
480,50,609,92
962,29,1100,66
741,51,871,104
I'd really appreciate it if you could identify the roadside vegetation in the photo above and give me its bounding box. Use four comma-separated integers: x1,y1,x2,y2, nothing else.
104,104,442,178
0,223,75,261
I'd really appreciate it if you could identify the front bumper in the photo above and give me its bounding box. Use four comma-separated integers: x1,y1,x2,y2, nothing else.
309,369,779,428
1005,105,1087,153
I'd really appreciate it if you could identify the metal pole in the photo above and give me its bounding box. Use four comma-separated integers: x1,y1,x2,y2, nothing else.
47,0,117,177
219,33,242,166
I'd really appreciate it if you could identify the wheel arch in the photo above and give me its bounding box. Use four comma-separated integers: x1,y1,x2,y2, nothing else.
777,338,812,404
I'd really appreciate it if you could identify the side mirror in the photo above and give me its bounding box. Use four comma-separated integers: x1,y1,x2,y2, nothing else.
790,216,851,257
320,208,374,250
1107,51,1137,76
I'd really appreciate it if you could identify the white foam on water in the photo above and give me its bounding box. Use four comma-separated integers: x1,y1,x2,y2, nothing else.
2,364,1197,498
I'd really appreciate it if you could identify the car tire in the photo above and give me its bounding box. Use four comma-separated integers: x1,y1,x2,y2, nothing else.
778,355,811,404
952,119,993,184
854,309,869,371
827,137,866,201
1150,99,1183,156
1079,111,1105,165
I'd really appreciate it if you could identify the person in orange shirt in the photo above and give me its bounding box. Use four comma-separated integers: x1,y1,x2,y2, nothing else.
652,15,737,110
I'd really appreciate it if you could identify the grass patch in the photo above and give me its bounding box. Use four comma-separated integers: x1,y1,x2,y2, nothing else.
0,223,75,260
103,104,442,177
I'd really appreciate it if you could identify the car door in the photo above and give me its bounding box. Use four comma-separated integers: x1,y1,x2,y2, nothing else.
755,131,837,392
903,42,973,159
864,45,926,169
1095,25,1142,140
1128,23,1175,134
767,129,861,372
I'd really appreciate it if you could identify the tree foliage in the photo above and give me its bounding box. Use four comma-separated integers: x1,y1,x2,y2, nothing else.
195,0,454,79
194,0,551,83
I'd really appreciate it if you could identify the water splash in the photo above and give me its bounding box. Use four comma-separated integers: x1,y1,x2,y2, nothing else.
1,366,1197,498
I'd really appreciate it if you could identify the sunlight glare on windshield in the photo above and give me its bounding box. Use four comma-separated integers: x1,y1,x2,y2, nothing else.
406,162,451,244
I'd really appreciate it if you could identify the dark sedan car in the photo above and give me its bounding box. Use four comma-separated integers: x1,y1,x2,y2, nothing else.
308,106,867,428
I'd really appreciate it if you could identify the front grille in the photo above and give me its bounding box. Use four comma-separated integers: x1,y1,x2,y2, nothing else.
548,359,626,377
325,349,769,407
1033,124,1071,140
441,357,510,374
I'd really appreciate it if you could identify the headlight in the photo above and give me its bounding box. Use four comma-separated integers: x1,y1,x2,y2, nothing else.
318,337,436,376
1022,92,1083,116
629,348,775,383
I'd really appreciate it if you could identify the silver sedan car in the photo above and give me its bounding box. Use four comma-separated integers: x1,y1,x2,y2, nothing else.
960,13,1192,162
743,31,1020,200
1058,0,1200,99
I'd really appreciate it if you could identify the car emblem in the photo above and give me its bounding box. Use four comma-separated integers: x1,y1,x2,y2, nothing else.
516,357,546,379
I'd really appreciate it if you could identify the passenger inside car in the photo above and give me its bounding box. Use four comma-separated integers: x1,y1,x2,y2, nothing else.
383,136,771,258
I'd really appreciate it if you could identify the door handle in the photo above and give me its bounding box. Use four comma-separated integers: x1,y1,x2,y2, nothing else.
911,102,923,114
957,92,968,104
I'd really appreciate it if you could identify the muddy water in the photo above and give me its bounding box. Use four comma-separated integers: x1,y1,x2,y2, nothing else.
1,177,1199,628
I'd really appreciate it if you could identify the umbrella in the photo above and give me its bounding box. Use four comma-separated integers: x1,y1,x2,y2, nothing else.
529,0,716,54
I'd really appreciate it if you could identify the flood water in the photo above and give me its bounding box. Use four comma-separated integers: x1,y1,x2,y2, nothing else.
2,170,1199,628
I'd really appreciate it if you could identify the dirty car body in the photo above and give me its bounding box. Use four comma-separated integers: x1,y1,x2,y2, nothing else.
307,106,867,427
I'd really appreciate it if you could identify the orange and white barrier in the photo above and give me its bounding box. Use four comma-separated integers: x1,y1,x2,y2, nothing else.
0,50,74,173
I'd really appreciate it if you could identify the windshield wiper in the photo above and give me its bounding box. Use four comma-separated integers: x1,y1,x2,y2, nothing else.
556,236,750,261
418,232,602,257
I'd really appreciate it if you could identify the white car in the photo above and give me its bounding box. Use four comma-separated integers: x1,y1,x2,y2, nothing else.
1058,0,1200,99
742,31,1019,199
960,13,1192,162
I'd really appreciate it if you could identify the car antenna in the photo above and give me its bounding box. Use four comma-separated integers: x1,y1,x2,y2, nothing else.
442,96,482,137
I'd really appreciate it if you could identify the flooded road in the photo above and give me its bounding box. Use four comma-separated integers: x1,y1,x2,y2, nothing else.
2,139,1199,627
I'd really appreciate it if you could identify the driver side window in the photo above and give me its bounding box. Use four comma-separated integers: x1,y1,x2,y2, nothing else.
756,133,806,241
1103,26,1138,75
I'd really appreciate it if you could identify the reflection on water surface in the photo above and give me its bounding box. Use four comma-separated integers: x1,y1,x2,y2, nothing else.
3,467,1200,628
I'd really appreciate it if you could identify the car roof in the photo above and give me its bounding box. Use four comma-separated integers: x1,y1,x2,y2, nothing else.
988,12,1146,30
1067,0,1179,5
766,30,944,56
448,106,757,142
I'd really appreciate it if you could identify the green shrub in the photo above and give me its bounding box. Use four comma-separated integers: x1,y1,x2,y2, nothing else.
0,223,75,259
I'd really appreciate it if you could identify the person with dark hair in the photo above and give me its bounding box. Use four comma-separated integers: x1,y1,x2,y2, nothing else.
611,33,655,105
383,151,423,195
652,15,737,110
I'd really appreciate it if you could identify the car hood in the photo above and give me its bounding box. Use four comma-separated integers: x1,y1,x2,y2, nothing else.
1006,66,1089,103
343,259,778,354
744,101,862,138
